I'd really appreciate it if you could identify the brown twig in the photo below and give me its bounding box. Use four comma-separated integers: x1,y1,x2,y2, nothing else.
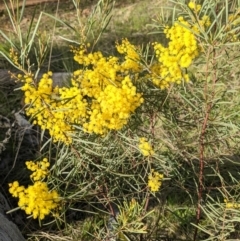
193,45,218,240
193,102,212,241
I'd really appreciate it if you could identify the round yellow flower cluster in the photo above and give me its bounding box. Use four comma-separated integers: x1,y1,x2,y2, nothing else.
148,169,164,192
224,199,240,209
116,38,142,72
9,159,60,220
26,158,50,181
188,1,201,13
20,72,75,144
20,71,88,144
82,76,143,134
9,181,59,220
73,44,103,66
151,16,199,89
9,181,24,197
198,15,211,30
138,137,154,156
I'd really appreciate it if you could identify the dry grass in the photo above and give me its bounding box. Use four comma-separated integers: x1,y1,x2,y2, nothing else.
0,0,168,49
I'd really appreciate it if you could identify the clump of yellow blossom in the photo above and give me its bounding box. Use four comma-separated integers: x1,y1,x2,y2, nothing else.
228,10,240,27
26,158,50,181
17,40,144,144
138,137,154,156
198,15,211,29
187,3,211,32
82,76,144,134
224,199,240,209
9,47,19,66
149,2,212,90
9,158,60,220
19,71,84,144
151,16,199,89
116,38,142,72
148,169,164,192
70,40,144,135
188,1,201,13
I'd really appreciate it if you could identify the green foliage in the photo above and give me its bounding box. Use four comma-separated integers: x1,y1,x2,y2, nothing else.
1,0,240,241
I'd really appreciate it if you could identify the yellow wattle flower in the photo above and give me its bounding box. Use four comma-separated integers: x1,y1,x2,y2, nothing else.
9,158,60,220
139,137,154,156
148,169,164,192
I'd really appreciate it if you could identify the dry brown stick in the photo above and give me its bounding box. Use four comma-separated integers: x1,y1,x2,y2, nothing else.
0,0,59,11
